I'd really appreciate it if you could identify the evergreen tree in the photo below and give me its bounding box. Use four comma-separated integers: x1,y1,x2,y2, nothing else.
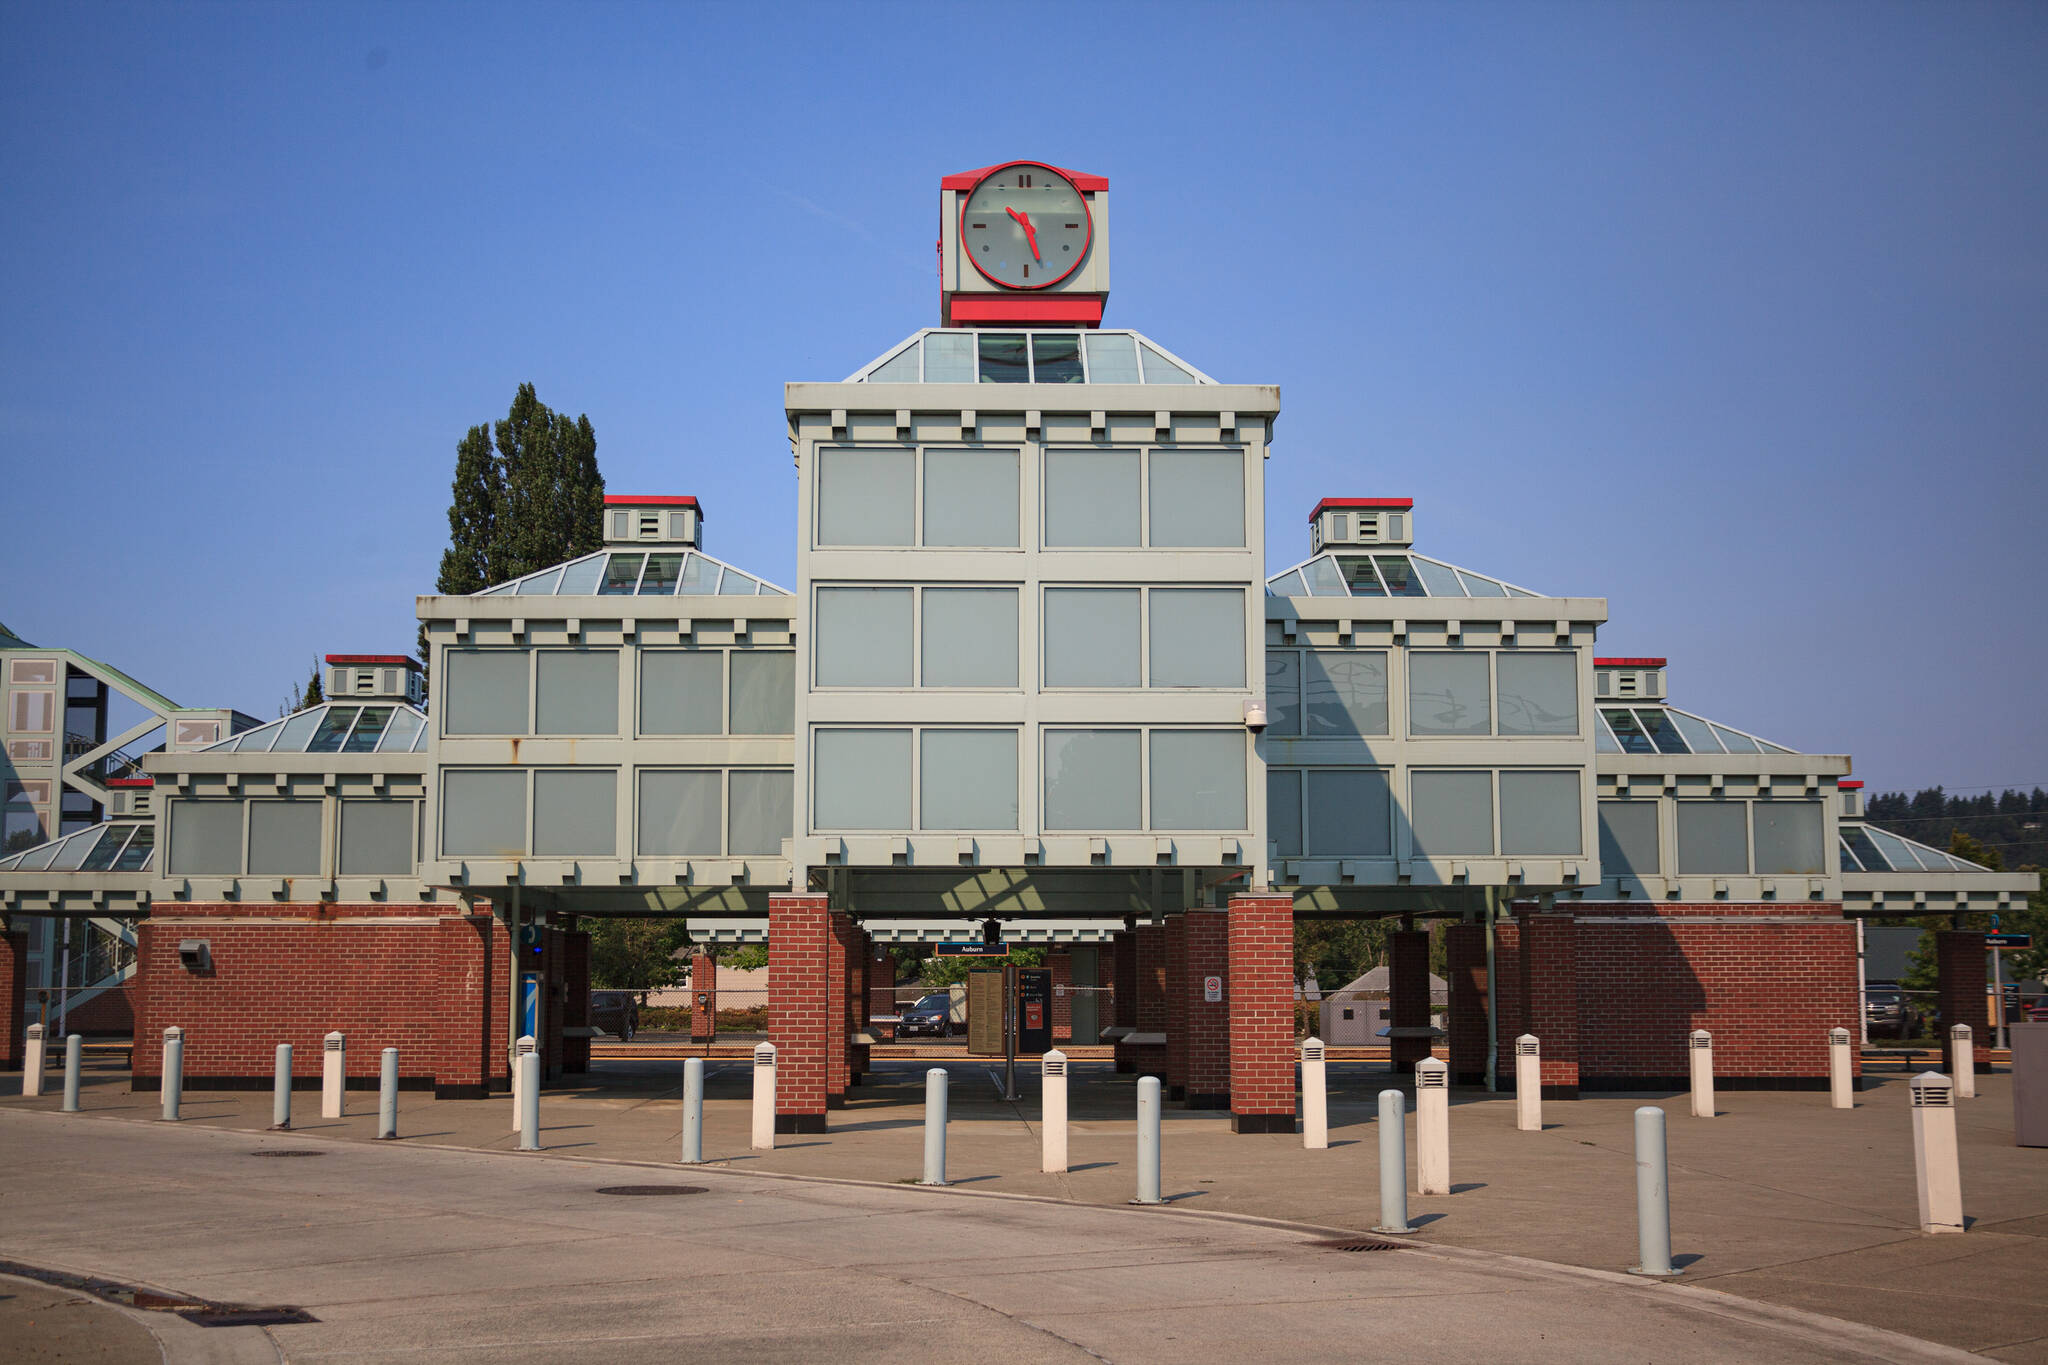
298,659,325,709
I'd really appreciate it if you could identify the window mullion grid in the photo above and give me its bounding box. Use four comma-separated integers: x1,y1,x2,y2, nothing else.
239,796,253,877
720,768,731,857
1139,725,1151,833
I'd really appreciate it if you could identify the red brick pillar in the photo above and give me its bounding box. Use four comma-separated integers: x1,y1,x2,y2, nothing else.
561,928,591,1074
691,953,717,1042
1136,925,1167,1034
1184,909,1230,1109
431,913,498,1099
1937,930,1989,1075
1518,909,1579,1099
827,912,855,1103
768,894,830,1132
1387,928,1432,1073
0,930,25,1069
1111,930,1138,1070
1165,918,1190,1099
867,944,894,1038
1446,923,1488,1086
1048,951,1073,1043
1229,893,1296,1133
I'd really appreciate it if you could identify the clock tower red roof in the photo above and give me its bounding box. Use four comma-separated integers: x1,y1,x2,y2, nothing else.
941,163,1108,192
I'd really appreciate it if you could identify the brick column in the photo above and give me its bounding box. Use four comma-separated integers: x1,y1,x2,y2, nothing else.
1136,924,1167,1033
561,928,591,1074
1165,918,1189,1099
691,953,717,1042
867,944,895,1038
1445,922,1488,1086
827,912,854,1103
0,930,25,1069
1228,893,1295,1133
1048,951,1073,1043
431,913,498,1099
1184,909,1230,1109
1110,930,1137,1070
1518,909,1579,1099
1387,928,1432,1073
769,894,830,1132
1937,930,1989,1075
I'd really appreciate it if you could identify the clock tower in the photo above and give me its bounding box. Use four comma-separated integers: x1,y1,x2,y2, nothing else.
938,160,1110,327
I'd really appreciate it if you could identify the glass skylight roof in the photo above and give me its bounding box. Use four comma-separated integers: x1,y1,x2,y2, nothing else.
847,329,1215,385
202,703,428,754
475,549,788,598
0,821,153,873
1839,825,1990,873
1268,553,1540,599
1595,705,1796,755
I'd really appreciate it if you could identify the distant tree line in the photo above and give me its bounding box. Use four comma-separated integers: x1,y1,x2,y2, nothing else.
1865,787,2047,985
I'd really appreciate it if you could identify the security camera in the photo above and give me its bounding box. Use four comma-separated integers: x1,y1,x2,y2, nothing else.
177,939,212,974
1243,698,1269,731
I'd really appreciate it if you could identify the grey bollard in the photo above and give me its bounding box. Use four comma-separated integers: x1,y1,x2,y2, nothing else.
271,1043,293,1130
920,1067,949,1185
1132,1075,1163,1205
1689,1029,1714,1118
1373,1089,1415,1233
62,1034,82,1112
680,1057,705,1165
750,1042,776,1151
1829,1027,1854,1109
161,1026,184,1121
1951,1026,1975,1100
23,1024,45,1097
1909,1071,1964,1233
1629,1106,1679,1275
516,1050,541,1151
377,1048,399,1140
511,1034,537,1133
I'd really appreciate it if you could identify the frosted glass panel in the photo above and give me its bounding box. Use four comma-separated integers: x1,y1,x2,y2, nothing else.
1676,802,1748,874
1499,771,1581,855
533,770,615,857
637,770,721,856
1149,589,1245,687
869,342,920,381
248,801,322,875
924,449,1020,548
1306,770,1392,856
1410,771,1494,856
729,652,795,735
442,771,526,858
443,650,528,735
1597,802,1658,879
1043,730,1141,830
1266,651,1301,736
339,800,414,875
815,587,913,687
641,651,723,736
1496,654,1577,735
1139,343,1195,384
1409,653,1491,736
1044,450,1140,547
1148,451,1244,547
1753,801,1824,875
814,729,911,830
923,589,1018,687
1149,731,1245,830
729,770,794,855
169,801,242,875
1268,769,1303,857
923,333,974,383
1083,333,1140,383
1044,589,1139,687
536,650,619,735
1304,651,1388,736
921,730,1018,830
818,448,914,546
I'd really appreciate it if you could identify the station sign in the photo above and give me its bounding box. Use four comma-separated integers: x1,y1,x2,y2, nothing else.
936,941,1008,957
1985,932,2031,949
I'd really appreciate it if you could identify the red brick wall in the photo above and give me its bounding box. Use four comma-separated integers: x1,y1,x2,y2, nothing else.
59,983,134,1036
561,928,590,1074
1111,931,1135,1029
1519,910,1580,1096
768,894,829,1132
1445,923,1487,1084
1047,951,1072,1043
1164,917,1189,1097
1937,930,1988,1075
691,953,717,1041
1387,928,1432,1072
1184,910,1230,1108
1228,893,1295,1132
1135,924,1166,1033
1,930,24,1068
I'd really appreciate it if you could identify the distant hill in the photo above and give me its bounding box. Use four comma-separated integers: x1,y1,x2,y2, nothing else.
1864,787,2048,872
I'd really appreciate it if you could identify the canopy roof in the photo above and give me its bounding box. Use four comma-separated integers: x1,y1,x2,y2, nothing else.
0,820,153,873
1268,552,1541,600
474,548,788,598
846,329,1215,385
1596,703,1798,756
1841,824,1991,873
203,701,428,754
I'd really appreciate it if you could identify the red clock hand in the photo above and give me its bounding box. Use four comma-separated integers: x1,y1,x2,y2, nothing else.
1007,206,1041,262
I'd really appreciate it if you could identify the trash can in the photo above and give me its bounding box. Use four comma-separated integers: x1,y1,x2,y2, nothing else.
2013,1022,2048,1148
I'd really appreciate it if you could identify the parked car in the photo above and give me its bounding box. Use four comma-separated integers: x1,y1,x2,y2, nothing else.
2026,997,2048,1024
1863,984,1921,1040
589,990,640,1041
897,992,956,1039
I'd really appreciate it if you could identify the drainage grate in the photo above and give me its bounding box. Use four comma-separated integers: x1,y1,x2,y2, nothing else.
595,1185,708,1197
250,1150,327,1158
0,1260,318,1327
1310,1238,1410,1253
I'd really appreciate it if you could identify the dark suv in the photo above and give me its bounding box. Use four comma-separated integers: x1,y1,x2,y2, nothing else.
897,993,956,1038
589,990,640,1042
1863,984,1920,1040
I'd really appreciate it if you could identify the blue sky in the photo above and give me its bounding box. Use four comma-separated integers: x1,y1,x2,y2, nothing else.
2,2,2042,796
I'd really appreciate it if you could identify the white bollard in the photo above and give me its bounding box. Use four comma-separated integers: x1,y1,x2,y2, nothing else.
511,1034,536,1133
160,1026,184,1121
321,1031,346,1118
377,1048,399,1140
1951,1026,1975,1100
750,1042,776,1151
1416,1057,1451,1196
1909,1071,1964,1233
1042,1050,1069,1173
1829,1027,1854,1109
271,1043,293,1130
1629,1106,1679,1275
62,1034,82,1112
1133,1075,1163,1205
1300,1038,1328,1150
516,1049,541,1151
1689,1029,1714,1118
23,1024,46,1097
1515,1034,1542,1132
921,1068,949,1186
1373,1089,1414,1234
680,1057,704,1165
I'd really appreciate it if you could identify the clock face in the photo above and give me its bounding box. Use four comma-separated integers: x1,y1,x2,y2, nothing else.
961,163,1092,290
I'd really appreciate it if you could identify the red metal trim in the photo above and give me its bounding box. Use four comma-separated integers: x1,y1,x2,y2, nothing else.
1593,657,1667,668
603,495,700,508
1310,498,1413,520
959,162,1093,292
106,777,154,788
1837,780,1865,790
944,295,1105,326
324,654,422,668
943,162,1108,193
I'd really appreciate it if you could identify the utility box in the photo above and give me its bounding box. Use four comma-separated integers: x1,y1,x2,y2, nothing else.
966,969,1005,1057
2014,1022,2048,1148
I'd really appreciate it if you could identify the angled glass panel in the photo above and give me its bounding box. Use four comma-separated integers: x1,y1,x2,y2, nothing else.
378,708,424,753
112,825,153,871
978,333,1029,383
1604,708,1655,754
1500,771,1581,855
1593,712,1622,753
1665,710,1725,754
1304,650,1389,736
1455,569,1507,597
1138,342,1195,385
15,841,61,871
1410,653,1490,736
1842,825,1888,871
598,553,644,595
1839,835,1863,872
1710,724,1760,754
477,582,514,596
1412,558,1465,597
339,800,414,875
818,448,915,546
1150,589,1245,688
234,721,283,754
921,729,1018,830
305,706,361,754
81,825,132,871
1265,651,1301,737
1410,771,1494,857
1758,740,1797,754
1675,802,1747,874
923,588,1019,688
639,554,681,594
533,770,616,857
814,729,911,830
1267,570,1307,598
556,554,606,596
515,567,564,596
248,801,322,875
717,570,758,596
1598,801,1659,878
1375,555,1426,597
1031,334,1083,383
638,770,721,856
1150,730,1246,830
1306,769,1393,857
1268,769,1303,858
1753,801,1824,875
1083,332,1140,383
1635,708,1691,754
815,587,913,687
50,826,105,870
923,332,974,383
868,340,920,382
1496,654,1578,736
1044,450,1140,547
342,707,392,753
1304,557,1349,595
924,449,1020,548
677,554,718,595
1862,826,1929,871
729,652,795,735
729,770,794,856
1148,450,1244,548
641,651,722,735
1043,729,1141,830
1044,588,1140,687
1505,586,1539,597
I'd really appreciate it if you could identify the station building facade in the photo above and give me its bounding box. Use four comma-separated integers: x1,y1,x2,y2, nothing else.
2,162,2033,1127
